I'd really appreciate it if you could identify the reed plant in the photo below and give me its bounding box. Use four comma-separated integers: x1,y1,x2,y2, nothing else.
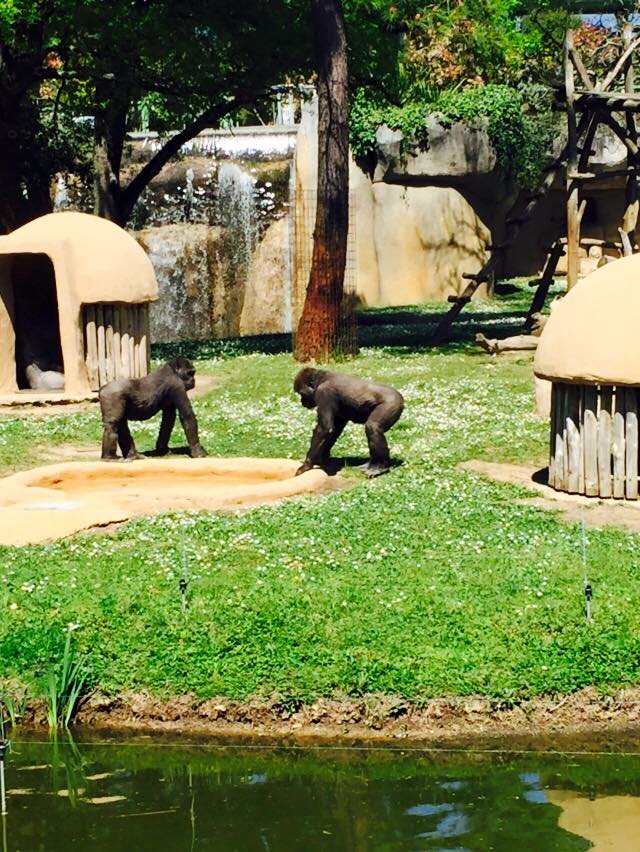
43,631,87,729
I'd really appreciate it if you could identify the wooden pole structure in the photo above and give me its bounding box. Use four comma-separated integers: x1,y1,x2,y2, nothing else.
565,30,581,291
622,20,639,243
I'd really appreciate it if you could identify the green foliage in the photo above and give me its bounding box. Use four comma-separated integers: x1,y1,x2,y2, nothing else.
42,631,88,729
436,84,558,186
350,90,430,160
398,0,577,93
350,84,560,187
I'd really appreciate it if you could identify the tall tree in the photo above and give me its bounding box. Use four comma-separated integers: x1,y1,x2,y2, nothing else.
294,0,349,362
0,0,308,232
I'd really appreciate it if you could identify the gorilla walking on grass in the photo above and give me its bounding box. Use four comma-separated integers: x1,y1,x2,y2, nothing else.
100,357,207,461
294,368,404,477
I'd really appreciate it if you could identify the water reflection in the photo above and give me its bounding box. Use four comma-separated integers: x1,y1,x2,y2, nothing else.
549,790,640,851
2,733,640,851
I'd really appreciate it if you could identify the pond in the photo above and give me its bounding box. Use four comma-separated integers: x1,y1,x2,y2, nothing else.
2,732,639,850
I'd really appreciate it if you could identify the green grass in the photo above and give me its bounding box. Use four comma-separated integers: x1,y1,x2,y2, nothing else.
3,287,640,706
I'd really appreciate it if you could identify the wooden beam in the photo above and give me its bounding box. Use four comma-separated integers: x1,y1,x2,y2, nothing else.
622,20,639,242
565,30,580,291
600,34,640,93
570,48,594,91
575,90,640,103
525,241,565,327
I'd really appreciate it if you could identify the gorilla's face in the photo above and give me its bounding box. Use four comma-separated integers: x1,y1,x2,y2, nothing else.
172,358,196,391
299,388,316,409
180,365,196,391
293,368,318,409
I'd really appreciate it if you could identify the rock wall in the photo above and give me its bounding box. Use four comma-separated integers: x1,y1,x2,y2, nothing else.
295,96,505,307
136,216,292,344
126,135,295,343
53,111,636,347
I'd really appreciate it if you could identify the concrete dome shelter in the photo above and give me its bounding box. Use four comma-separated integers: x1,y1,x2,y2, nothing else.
0,212,158,403
535,254,640,499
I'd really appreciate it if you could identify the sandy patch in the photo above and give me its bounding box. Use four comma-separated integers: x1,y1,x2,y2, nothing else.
0,457,342,546
0,400,97,417
461,460,640,532
191,374,220,397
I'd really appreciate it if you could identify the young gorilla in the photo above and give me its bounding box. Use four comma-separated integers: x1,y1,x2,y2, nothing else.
294,368,404,477
99,357,207,461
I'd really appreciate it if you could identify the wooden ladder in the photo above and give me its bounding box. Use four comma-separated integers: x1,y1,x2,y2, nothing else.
429,114,589,345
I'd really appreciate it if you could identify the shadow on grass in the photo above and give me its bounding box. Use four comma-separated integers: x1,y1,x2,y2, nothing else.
532,467,549,487
151,301,540,362
323,456,404,476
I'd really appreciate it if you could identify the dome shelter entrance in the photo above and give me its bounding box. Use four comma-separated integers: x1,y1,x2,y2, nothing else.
1,252,64,392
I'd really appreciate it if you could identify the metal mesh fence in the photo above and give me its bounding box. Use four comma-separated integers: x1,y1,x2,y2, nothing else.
291,188,358,357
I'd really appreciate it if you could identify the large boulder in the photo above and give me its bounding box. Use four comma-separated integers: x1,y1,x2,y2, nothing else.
374,117,498,184
240,217,292,335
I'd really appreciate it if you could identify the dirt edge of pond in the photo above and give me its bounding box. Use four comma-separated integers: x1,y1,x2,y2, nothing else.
17,687,640,745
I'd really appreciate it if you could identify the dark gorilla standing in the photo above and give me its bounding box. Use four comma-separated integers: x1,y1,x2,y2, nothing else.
294,368,404,477
99,357,207,460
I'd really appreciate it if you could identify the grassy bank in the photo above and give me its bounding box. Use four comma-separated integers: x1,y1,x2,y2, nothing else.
2,287,640,709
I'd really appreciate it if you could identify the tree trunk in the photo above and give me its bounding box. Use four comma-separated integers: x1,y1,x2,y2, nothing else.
294,0,349,362
93,83,131,225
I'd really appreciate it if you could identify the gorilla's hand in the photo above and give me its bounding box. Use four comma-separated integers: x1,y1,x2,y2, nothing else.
295,461,312,476
154,444,170,457
191,444,208,458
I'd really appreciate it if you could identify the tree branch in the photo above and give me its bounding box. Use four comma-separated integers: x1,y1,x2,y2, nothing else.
599,34,640,92
119,95,258,218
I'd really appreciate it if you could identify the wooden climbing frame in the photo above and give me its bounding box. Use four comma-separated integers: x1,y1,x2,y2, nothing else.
431,13,640,344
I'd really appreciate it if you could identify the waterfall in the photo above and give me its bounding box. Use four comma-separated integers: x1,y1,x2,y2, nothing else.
217,163,258,264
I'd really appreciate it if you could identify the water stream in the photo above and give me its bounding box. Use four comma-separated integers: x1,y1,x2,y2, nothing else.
2,732,640,850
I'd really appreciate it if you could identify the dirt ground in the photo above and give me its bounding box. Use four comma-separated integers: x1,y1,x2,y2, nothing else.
462,460,640,532
15,688,640,748
0,457,344,545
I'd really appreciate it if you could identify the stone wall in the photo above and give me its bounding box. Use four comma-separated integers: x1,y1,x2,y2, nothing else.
52,110,636,345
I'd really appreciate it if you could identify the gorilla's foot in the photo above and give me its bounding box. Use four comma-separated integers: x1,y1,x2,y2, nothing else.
101,457,121,463
363,463,390,478
123,453,145,462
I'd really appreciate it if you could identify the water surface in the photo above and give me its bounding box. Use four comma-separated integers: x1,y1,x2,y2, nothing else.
3,733,640,851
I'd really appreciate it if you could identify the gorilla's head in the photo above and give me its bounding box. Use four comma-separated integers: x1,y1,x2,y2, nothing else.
169,356,196,391
293,367,322,409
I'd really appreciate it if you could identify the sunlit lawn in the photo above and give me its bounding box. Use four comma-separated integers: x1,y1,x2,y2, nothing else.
2,283,640,704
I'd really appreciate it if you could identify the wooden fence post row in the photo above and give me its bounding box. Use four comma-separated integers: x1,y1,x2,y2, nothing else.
83,303,151,391
549,382,640,499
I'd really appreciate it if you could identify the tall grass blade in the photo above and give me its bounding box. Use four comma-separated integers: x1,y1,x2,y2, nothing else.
42,631,88,729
